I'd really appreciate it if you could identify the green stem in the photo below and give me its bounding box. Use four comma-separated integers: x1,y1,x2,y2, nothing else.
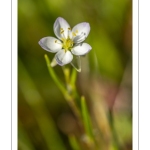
70,68,77,86
44,55,82,124
62,66,70,85
108,109,121,149
69,135,82,150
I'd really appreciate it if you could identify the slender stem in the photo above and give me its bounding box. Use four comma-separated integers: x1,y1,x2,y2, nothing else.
68,135,82,150
62,66,70,85
62,67,82,124
44,55,82,124
108,109,121,149
70,68,77,86
67,98,82,124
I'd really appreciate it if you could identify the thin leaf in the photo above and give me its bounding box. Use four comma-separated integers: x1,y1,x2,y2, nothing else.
69,135,81,150
81,96,93,139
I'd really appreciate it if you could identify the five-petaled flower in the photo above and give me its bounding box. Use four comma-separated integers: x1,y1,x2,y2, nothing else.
39,17,92,72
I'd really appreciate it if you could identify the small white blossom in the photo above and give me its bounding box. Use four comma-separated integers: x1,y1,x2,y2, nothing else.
39,17,92,72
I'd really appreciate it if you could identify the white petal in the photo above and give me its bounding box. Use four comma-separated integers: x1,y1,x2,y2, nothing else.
72,22,90,43
53,17,70,40
71,43,92,56
55,50,73,66
39,37,62,53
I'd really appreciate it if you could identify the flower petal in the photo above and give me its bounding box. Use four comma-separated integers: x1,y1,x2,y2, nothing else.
38,37,62,53
55,50,73,66
72,22,90,43
71,43,92,56
53,17,70,40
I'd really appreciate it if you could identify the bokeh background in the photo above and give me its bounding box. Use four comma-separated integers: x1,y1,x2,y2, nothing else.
18,0,132,149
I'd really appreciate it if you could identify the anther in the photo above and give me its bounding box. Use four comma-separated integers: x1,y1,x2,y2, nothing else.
60,28,64,31
54,40,62,45
60,30,64,34
72,32,76,36
60,28,65,34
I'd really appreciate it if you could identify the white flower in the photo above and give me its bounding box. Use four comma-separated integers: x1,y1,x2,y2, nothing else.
39,17,92,72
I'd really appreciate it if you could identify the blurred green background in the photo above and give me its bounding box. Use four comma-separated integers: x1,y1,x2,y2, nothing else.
18,0,132,149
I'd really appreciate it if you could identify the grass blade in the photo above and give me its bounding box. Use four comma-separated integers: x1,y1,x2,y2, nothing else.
81,96,93,139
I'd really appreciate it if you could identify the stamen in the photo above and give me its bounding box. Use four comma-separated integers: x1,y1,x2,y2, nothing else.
60,28,66,39
54,40,62,45
62,32,66,38
60,28,64,34
72,30,78,37
61,38,65,42
67,28,71,38
72,32,76,37
62,38,74,50
60,30,64,34
60,28,64,31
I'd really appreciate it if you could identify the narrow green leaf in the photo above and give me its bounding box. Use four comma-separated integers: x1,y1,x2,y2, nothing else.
81,96,93,139
68,135,81,150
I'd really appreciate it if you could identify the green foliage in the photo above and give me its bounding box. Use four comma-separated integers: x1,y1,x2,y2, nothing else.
69,135,81,150
81,96,93,140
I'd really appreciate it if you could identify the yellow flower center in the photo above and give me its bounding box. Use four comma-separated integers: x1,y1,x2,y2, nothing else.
59,28,75,51
62,38,73,51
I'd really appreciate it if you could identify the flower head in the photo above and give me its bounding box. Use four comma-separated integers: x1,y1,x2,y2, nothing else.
39,17,92,72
